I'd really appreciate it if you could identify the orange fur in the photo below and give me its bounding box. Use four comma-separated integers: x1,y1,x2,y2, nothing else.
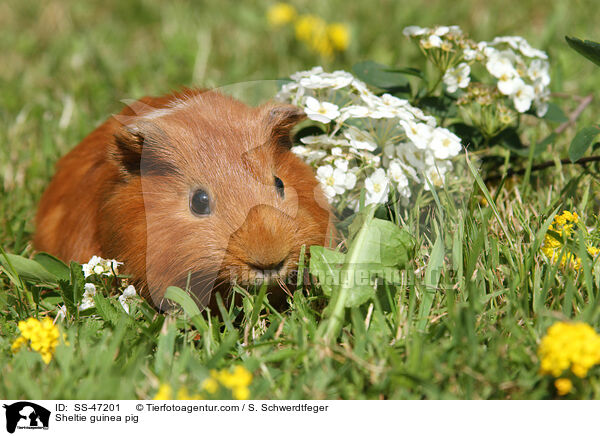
34,90,335,309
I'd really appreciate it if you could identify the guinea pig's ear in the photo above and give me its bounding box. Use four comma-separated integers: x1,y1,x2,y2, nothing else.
111,123,146,177
266,105,306,148
111,121,178,178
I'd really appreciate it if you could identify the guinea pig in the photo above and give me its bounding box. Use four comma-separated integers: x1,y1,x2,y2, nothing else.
33,89,336,310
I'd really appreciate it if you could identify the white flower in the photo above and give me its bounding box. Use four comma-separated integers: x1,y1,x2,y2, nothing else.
400,120,433,150
388,160,409,188
82,255,122,277
491,36,524,50
429,128,462,159
443,62,471,93
331,147,344,157
486,50,518,82
290,66,324,81
388,160,411,199
79,283,96,311
534,82,550,117
364,168,389,205
339,105,370,122
291,145,309,156
299,71,353,90
304,97,340,123
423,162,452,190
463,48,478,61
518,41,548,59
421,34,442,49
317,165,355,200
118,285,137,314
528,59,550,86
403,26,428,37
380,93,408,108
512,81,535,113
343,126,377,151
434,26,449,36
497,76,524,96
82,255,102,278
305,150,327,163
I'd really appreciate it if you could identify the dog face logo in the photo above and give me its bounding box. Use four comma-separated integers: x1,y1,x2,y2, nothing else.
2,402,50,433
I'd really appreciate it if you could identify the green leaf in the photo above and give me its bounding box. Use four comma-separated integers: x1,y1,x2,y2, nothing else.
164,286,208,332
319,206,414,341
418,95,457,118
352,61,410,91
490,128,524,153
0,253,58,286
417,233,445,332
542,102,568,123
33,252,70,282
309,246,345,298
154,318,177,377
93,292,121,325
569,126,600,162
388,66,424,79
566,36,600,67
449,123,485,149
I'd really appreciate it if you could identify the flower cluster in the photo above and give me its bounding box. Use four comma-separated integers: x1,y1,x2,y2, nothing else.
267,3,349,58
276,67,462,209
541,211,600,269
538,321,600,381
153,366,253,400
202,366,253,400
403,25,551,123
12,317,62,364
82,255,122,278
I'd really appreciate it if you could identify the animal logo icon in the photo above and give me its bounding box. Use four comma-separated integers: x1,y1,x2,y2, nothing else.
2,402,50,433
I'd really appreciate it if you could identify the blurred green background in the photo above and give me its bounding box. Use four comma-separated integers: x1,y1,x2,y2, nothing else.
1,0,599,253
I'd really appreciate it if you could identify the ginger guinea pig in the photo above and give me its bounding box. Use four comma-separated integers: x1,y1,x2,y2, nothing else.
34,90,335,310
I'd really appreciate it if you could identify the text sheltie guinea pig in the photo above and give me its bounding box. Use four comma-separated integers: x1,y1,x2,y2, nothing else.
33,90,336,309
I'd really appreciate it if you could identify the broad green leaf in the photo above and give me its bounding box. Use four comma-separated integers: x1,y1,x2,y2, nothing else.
542,102,568,123
33,252,70,282
309,246,345,298
449,123,485,149
352,61,410,91
568,126,600,162
418,95,457,118
566,36,600,67
0,253,57,286
319,205,414,340
417,233,445,331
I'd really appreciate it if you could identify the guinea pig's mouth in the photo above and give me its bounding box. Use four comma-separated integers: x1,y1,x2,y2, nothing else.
225,257,294,287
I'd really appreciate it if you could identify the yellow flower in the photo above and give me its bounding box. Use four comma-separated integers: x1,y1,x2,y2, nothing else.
267,3,297,27
12,317,61,364
554,378,573,396
176,387,203,400
538,321,600,378
233,387,250,400
153,384,172,400
201,376,219,394
294,14,323,42
541,210,598,270
327,23,350,51
202,366,253,399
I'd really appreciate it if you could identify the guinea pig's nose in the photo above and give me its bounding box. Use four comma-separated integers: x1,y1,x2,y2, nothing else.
248,258,286,272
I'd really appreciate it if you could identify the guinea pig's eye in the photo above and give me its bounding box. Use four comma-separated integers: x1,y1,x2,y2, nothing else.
274,176,284,199
189,189,211,216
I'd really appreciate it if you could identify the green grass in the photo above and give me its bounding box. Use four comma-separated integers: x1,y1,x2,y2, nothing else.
2,0,600,399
